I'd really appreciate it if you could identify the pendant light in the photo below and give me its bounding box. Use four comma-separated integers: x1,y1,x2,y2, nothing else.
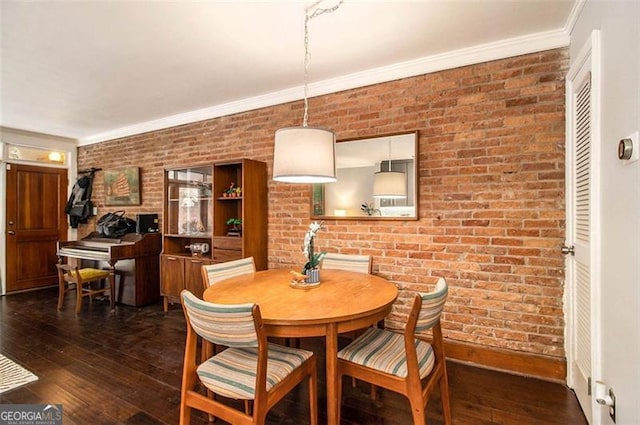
273,1,343,184
372,139,407,199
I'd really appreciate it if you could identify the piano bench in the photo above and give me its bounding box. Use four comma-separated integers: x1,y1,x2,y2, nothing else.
56,264,115,313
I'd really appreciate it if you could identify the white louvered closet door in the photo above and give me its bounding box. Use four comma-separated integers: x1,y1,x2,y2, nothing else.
566,30,601,425
572,71,593,423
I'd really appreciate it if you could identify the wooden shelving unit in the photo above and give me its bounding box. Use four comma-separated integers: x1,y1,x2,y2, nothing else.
160,159,267,310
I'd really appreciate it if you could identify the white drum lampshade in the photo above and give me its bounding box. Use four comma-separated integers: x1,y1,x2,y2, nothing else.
372,171,407,199
273,127,337,183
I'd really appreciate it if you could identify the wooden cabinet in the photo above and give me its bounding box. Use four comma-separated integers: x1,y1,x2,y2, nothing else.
160,159,267,310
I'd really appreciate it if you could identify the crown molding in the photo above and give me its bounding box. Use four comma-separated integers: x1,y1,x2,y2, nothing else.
309,28,569,100
564,0,587,34
79,28,569,146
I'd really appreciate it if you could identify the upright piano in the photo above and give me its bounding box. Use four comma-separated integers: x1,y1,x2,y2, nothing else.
57,232,162,307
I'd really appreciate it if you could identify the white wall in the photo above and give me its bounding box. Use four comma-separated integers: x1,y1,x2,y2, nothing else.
0,127,78,295
570,2,640,424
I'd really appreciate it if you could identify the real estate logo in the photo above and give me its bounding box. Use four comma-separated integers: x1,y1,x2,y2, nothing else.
0,404,62,425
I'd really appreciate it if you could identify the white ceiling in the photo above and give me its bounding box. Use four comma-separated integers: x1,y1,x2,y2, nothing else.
0,0,578,145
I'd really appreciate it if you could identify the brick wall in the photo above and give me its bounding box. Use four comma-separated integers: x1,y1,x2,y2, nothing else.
78,48,568,359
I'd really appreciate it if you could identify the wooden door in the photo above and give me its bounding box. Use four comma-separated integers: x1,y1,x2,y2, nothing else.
5,164,68,292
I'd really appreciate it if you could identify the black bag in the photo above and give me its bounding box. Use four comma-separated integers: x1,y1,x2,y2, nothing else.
66,172,96,228
68,200,93,221
97,211,136,238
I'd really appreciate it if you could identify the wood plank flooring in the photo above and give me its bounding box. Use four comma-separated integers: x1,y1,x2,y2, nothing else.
0,288,587,425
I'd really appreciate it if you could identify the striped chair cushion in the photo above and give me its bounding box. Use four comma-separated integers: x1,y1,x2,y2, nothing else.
181,290,258,347
197,343,314,399
202,257,255,287
321,253,371,274
416,277,448,332
338,327,435,379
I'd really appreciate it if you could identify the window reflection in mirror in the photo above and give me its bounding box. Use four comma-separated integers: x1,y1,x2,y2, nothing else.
311,131,418,220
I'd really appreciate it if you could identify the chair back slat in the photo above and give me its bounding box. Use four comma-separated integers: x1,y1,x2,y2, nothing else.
416,277,448,332
321,253,372,274
202,257,255,289
181,290,258,347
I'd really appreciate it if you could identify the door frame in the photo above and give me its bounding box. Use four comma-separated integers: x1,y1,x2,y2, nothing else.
0,132,77,295
564,29,602,424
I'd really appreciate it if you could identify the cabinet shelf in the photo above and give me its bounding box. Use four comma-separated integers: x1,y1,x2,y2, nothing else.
164,233,211,238
168,197,213,202
217,196,243,201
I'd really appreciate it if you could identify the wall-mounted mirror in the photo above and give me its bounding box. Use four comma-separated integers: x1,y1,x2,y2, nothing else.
311,131,418,220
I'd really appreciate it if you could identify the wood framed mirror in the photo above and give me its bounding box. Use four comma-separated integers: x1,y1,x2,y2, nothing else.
310,130,418,220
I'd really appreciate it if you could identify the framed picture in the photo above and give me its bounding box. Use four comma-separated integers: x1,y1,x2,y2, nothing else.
104,167,140,206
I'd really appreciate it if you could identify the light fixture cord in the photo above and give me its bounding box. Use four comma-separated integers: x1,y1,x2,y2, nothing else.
302,0,344,127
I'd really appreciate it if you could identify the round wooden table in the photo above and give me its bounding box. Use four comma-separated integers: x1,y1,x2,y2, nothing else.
203,268,398,425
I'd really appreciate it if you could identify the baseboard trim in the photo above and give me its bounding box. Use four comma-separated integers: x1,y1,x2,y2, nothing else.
444,340,566,382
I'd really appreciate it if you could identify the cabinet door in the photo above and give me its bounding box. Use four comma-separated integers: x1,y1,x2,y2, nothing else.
160,255,185,298
165,166,213,236
185,257,209,298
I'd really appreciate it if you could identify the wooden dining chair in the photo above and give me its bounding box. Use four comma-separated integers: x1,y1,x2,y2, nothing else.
321,253,375,339
56,263,114,313
179,289,318,425
201,256,256,291
320,252,375,387
336,277,451,425
321,252,372,330
321,253,372,274
200,256,256,356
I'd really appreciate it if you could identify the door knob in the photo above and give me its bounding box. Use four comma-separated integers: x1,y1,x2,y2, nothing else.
561,245,575,256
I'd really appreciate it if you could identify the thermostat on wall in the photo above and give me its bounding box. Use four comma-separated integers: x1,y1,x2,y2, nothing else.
618,138,633,160
618,131,639,163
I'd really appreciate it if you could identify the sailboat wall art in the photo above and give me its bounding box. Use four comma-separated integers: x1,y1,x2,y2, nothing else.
104,167,140,206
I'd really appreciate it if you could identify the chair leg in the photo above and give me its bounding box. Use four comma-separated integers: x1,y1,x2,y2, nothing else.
206,392,216,423
108,271,116,312
254,409,267,425
57,281,66,310
75,283,83,314
440,368,452,425
407,392,426,425
179,403,191,425
284,338,300,348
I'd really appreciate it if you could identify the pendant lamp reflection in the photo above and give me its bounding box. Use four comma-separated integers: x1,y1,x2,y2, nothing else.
272,1,344,184
372,170,407,199
372,139,407,199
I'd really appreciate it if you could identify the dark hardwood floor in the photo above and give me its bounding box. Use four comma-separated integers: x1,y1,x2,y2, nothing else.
0,288,587,425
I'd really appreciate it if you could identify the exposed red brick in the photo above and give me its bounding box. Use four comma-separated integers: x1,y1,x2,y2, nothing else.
77,48,568,359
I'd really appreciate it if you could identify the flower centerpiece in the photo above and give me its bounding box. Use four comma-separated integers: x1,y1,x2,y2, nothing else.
302,221,326,283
